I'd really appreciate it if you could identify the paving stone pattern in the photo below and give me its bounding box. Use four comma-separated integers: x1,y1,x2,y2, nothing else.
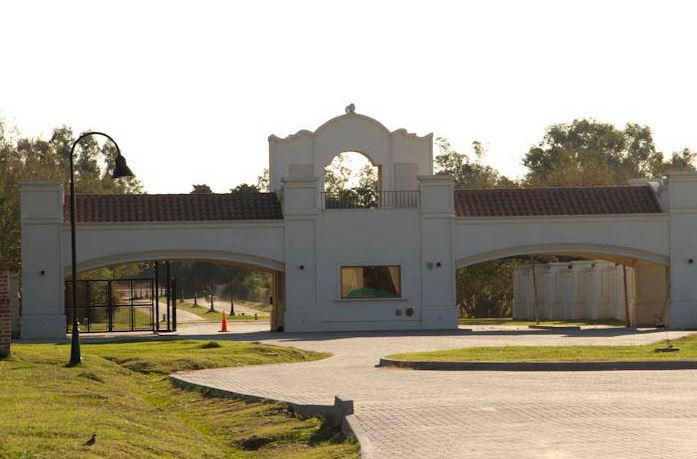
174,325,697,458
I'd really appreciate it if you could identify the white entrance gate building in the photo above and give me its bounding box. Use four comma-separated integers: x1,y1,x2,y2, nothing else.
19,108,697,339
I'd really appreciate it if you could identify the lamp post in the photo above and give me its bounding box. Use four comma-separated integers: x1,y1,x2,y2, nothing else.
68,131,133,366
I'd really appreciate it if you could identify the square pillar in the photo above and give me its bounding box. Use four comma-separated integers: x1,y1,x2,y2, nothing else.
666,171,697,328
281,177,321,332
418,175,457,329
19,180,67,340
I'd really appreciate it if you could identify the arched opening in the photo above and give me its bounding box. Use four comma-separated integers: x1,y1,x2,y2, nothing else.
323,151,380,208
454,245,669,328
65,253,285,334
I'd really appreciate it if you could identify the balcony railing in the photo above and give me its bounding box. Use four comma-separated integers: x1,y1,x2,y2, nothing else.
321,190,419,209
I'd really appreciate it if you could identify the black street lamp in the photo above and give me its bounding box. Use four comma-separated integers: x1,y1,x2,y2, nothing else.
67,132,133,366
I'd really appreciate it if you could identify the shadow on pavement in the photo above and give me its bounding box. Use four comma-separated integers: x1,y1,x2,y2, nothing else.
69,325,672,346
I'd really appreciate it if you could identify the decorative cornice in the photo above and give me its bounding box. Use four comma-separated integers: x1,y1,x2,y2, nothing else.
392,129,433,142
18,180,63,189
268,129,313,143
269,110,431,144
281,176,320,185
417,175,454,184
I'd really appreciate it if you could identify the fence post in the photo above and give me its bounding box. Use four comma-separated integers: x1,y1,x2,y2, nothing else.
171,278,177,331
154,262,160,332
165,261,171,331
0,259,11,357
230,280,235,315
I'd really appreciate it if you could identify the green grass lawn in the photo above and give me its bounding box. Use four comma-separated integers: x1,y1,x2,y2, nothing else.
387,332,697,363
239,300,272,314
74,306,156,332
176,301,270,323
0,340,358,458
458,317,625,327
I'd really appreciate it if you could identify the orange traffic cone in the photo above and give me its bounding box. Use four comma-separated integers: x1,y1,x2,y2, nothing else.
219,311,228,332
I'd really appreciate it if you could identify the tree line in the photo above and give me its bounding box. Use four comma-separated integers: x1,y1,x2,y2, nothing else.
0,122,143,271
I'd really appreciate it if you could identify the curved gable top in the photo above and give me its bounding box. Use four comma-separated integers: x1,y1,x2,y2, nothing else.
268,110,431,143
268,106,435,192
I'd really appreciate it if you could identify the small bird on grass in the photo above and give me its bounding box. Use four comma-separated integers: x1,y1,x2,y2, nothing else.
84,433,96,447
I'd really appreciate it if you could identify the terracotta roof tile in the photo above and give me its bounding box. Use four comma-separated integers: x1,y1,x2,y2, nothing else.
454,185,662,217
67,193,283,223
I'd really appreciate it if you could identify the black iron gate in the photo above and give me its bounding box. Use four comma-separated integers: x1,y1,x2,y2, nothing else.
65,277,177,333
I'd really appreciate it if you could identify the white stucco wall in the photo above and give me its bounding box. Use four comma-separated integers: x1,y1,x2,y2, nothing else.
19,181,286,339
17,112,697,339
453,214,670,268
67,221,285,274
315,209,421,330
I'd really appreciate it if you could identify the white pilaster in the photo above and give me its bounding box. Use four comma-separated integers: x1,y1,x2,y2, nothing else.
418,175,457,329
19,180,66,339
281,177,321,332
666,171,697,328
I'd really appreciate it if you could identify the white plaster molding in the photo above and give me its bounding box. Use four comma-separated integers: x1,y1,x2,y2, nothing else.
269,112,431,144
418,175,455,184
456,243,669,268
68,249,285,274
17,180,64,188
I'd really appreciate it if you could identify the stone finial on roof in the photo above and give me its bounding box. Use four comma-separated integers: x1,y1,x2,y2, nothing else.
345,103,355,114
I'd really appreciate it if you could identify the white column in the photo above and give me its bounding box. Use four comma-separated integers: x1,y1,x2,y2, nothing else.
418,175,457,329
281,177,321,332
666,171,697,328
19,180,66,339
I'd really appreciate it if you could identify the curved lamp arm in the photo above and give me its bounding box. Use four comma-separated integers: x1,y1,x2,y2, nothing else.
71,130,121,157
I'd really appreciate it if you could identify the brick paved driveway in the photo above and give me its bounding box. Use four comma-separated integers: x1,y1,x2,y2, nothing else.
175,326,697,458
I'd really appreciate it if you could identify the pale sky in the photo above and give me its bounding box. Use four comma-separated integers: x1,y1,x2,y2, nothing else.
2,0,696,193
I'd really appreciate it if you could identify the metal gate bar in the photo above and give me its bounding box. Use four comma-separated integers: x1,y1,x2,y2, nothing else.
65,278,152,333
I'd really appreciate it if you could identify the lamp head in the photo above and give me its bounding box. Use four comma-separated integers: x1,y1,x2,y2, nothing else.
112,154,134,179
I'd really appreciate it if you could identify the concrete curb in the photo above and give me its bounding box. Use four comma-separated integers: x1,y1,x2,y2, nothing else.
378,357,697,371
169,374,362,446
343,413,374,458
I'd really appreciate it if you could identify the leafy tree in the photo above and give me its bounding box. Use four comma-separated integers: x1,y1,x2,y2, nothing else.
649,148,697,176
323,152,380,208
522,119,696,187
230,183,261,195
324,153,352,194
0,119,143,271
191,184,212,194
457,259,519,318
167,261,271,304
257,168,270,191
434,137,516,188
433,137,520,317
